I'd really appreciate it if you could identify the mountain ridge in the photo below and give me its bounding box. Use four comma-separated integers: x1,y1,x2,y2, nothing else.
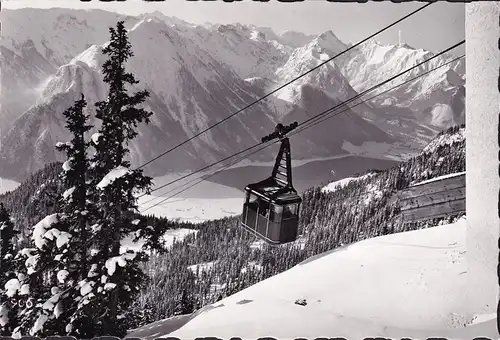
0,8,465,181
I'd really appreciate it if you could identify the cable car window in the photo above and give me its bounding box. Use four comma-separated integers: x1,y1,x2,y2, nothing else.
270,204,283,221
248,193,258,204
259,200,270,217
283,203,298,219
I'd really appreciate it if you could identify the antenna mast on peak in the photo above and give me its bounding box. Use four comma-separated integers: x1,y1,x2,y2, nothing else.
398,30,402,45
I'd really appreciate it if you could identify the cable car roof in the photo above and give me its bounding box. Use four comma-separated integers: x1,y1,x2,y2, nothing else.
245,177,302,205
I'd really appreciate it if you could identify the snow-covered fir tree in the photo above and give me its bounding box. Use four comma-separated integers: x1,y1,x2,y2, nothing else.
0,203,20,335
6,94,97,337
51,93,98,337
55,93,93,278
83,20,155,337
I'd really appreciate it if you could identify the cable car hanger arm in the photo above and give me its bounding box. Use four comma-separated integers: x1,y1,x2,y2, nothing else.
261,121,298,143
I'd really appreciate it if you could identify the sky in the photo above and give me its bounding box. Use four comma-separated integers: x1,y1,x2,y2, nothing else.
3,0,465,54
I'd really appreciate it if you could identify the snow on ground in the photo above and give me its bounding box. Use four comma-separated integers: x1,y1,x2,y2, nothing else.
412,171,466,187
128,217,498,340
137,173,244,223
470,313,497,326
423,127,465,154
365,43,393,66
321,171,383,205
241,261,263,274
362,181,383,204
162,229,199,248
138,195,243,224
321,173,375,193
0,177,20,195
187,261,216,275
121,228,198,253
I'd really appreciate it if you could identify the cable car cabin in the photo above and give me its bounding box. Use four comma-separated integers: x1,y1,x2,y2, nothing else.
239,122,302,245
241,181,302,245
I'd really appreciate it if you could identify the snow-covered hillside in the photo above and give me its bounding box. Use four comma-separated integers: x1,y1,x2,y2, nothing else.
0,8,465,182
129,218,497,339
340,41,465,129
121,228,199,254
423,125,465,153
321,172,376,193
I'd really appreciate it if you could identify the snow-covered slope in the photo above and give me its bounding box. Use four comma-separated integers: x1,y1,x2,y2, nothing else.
340,41,465,129
192,23,290,80
0,9,137,127
0,8,135,68
423,125,465,153
247,25,316,49
321,172,376,193
274,31,355,105
121,228,199,254
128,218,498,339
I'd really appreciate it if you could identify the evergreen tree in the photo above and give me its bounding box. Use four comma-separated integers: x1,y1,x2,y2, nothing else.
55,93,93,278
85,21,154,336
8,94,95,337
0,204,19,335
51,93,97,337
173,289,194,316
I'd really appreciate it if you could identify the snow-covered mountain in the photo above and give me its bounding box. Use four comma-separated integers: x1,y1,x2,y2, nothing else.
340,41,466,128
0,8,137,128
0,8,465,181
128,218,497,339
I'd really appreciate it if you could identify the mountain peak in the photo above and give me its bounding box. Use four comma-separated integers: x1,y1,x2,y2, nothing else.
365,40,417,52
150,10,164,17
130,16,165,31
398,42,417,50
311,30,347,55
318,30,339,40
70,44,105,70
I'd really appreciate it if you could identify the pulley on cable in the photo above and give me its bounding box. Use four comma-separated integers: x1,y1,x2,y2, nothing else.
240,122,302,245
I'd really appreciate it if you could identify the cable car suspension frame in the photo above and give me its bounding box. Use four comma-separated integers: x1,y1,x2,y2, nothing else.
239,122,302,246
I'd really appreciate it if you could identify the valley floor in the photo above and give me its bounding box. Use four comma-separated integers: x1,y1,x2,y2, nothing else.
0,178,20,195
136,175,244,223
129,218,498,340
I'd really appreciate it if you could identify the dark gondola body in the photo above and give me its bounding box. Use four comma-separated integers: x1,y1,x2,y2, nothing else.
240,123,302,245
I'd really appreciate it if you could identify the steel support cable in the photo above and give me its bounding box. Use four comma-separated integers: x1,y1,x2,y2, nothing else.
139,51,464,213
139,41,464,209
133,3,434,172
139,141,276,213
291,55,464,137
294,41,465,133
